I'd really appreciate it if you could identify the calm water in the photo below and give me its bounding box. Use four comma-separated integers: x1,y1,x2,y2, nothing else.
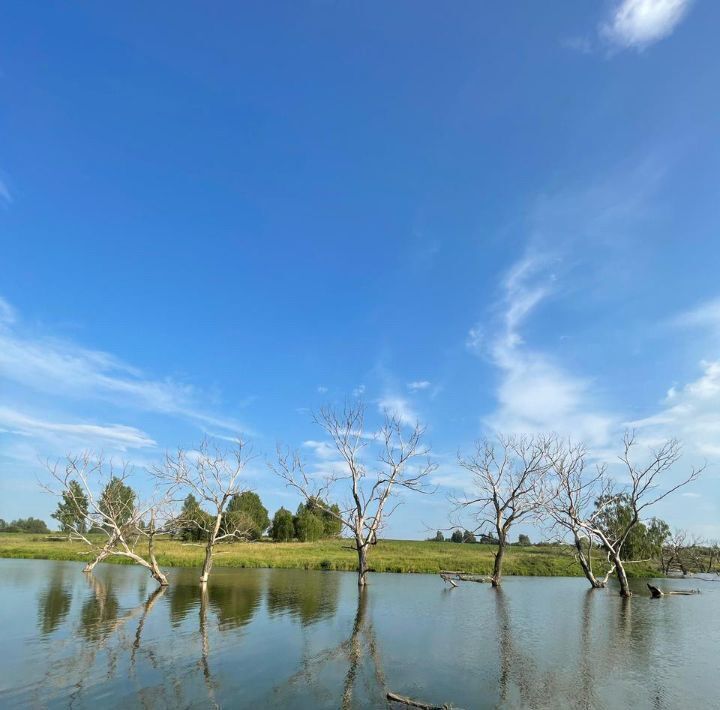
1,559,718,709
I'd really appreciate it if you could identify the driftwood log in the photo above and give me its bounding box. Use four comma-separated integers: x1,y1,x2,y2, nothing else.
647,583,700,598
439,571,491,587
386,691,452,709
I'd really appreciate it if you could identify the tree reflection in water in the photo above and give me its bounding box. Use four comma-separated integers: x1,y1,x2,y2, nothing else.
266,569,340,625
272,587,386,708
167,567,264,630
493,587,554,707
31,572,168,707
578,589,598,710
38,566,72,635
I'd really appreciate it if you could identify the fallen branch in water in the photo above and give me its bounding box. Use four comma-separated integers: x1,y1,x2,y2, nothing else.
440,573,458,588
439,570,490,586
386,690,453,709
647,583,700,598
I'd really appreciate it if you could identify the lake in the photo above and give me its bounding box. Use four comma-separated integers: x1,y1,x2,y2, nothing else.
1,559,718,709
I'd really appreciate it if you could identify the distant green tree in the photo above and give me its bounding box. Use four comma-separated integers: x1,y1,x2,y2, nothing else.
51,480,89,534
0,519,7,531
6,517,50,533
226,491,270,540
176,494,209,541
270,507,295,542
645,517,671,557
295,506,325,542
301,497,343,537
99,477,136,528
462,530,476,543
450,529,464,543
480,533,500,545
595,494,670,560
518,534,531,546
433,530,445,542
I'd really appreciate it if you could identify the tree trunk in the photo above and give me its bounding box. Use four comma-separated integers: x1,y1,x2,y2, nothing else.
147,522,169,587
200,512,223,585
83,548,110,573
148,555,169,587
83,534,119,572
492,541,505,587
574,533,605,589
357,543,368,587
614,554,631,597
200,541,214,584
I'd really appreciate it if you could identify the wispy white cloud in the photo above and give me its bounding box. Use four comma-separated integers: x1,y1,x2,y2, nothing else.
407,380,431,392
627,359,720,459
672,297,720,332
600,0,693,50
317,385,328,394
465,325,483,354
352,384,366,397
471,252,615,448
0,406,156,450
302,439,337,460
378,396,418,426
0,297,246,433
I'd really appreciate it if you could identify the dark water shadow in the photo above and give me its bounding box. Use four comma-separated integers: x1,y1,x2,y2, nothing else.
37,566,73,635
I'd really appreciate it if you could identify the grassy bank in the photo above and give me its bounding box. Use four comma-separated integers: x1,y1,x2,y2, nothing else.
0,533,661,577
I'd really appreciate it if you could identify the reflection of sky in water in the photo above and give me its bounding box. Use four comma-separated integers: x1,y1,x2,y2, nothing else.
1,559,718,709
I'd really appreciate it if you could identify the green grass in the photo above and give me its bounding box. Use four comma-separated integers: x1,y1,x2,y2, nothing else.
0,533,661,577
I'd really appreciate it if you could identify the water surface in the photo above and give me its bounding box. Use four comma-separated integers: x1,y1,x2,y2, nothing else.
1,559,718,708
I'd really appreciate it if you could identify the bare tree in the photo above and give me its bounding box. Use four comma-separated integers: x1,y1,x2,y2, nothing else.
154,438,253,585
660,529,705,576
575,433,702,597
272,402,435,587
544,441,616,588
661,529,687,575
44,452,170,587
453,434,554,587
452,434,554,587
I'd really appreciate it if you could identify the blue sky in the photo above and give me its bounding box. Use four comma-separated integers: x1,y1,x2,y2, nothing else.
2,1,719,539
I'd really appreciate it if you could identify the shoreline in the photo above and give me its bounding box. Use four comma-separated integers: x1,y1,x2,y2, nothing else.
0,533,661,578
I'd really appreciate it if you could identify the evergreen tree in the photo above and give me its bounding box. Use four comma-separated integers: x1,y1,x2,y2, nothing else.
177,494,209,541
306,497,342,537
450,529,464,543
226,491,270,540
270,507,295,541
295,505,325,542
51,480,89,533
99,477,136,528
